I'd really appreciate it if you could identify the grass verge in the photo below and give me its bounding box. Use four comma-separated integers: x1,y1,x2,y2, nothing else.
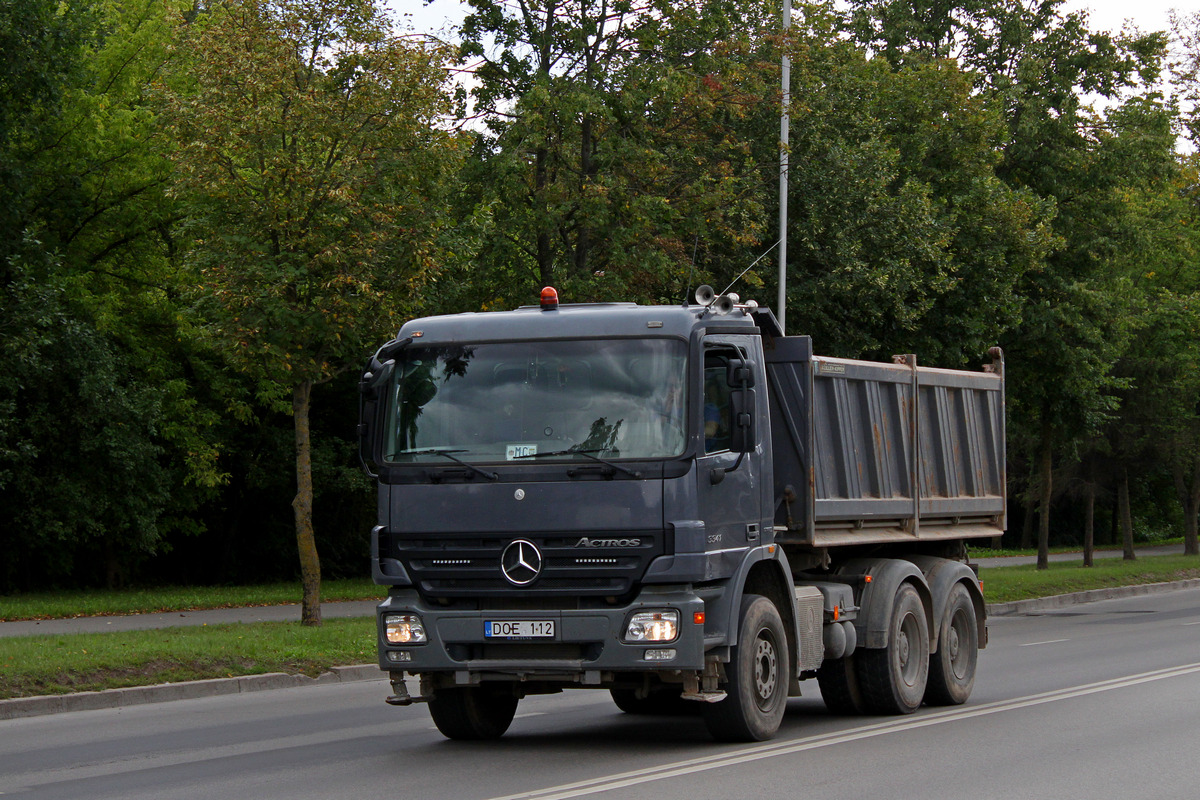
0,579,383,622
0,618,376,700
979,554,1200,603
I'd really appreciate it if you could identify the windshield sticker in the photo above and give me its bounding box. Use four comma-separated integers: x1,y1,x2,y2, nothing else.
506,444,538,460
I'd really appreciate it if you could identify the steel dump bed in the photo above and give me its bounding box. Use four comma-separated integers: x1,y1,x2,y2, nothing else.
764,335,1006,548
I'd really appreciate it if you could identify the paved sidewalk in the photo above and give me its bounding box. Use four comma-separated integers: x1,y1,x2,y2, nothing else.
974,543,1185,568
0,600,380,639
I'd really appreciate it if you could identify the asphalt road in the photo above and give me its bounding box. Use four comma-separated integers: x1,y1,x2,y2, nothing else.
2,586,1198,800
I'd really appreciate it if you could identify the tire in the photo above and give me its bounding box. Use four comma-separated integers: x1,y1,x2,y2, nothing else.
703,594,790,742
610,686,695,715
857,582,929,715
925,582,978,706
428,686,519,740
816,654,865,715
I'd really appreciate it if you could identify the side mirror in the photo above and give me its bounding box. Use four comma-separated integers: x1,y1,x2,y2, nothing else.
357,359,394,477
729,388,755,453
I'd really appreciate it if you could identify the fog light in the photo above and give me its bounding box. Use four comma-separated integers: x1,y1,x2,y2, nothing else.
384,614,426,644
386,650,413,663
644,648,677,661
624,610,679,642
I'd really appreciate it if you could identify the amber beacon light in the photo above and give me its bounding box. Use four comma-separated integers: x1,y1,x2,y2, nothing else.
540,286,559,310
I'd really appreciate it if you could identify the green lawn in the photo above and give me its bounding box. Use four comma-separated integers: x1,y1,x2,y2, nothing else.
0,578,383,622
978,554,1200,603
0,618,376,700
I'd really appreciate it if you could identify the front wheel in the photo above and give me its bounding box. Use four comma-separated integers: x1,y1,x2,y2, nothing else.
703,594,790,742
925,583,979,706
428,686,519,740
857,582,929,714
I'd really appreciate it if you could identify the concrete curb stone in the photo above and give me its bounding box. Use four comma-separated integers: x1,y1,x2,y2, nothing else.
985,577,1200,616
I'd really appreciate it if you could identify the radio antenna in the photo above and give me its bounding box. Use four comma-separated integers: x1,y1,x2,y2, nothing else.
682,233,700,307
719,240,780,298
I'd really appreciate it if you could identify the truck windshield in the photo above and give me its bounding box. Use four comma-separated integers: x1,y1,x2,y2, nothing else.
383,339,687,463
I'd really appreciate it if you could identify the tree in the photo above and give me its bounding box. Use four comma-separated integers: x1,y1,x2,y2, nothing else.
454,0,781,307
0,0,228,589
849,0,1171,566
772,4,1054,364
161,0,460,623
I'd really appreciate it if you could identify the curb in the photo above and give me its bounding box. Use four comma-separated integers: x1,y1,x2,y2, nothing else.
985,578,1200,616
0,664,383,721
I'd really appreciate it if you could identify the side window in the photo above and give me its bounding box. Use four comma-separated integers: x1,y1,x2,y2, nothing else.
703,350,734,453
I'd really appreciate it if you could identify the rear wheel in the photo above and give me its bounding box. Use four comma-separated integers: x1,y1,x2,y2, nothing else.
857,582,929,714
816,654,865,715
428,686,519,740
925,583,978,706
703,594,789,742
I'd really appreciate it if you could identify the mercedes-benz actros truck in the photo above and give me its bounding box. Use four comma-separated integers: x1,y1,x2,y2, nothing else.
358,286,1005,741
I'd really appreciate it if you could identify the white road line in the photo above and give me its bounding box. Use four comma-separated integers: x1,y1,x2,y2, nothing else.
1019,638,1070,647
1183,621,1200,626
485,662,1200,800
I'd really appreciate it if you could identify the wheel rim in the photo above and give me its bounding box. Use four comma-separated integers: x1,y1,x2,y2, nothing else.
896,611,921,688
947,607,971,680
753,628,779,710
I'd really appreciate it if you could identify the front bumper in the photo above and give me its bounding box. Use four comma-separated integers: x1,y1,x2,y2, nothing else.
376,587,707,679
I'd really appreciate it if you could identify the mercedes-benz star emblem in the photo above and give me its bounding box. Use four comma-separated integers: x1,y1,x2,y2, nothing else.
501,539,542,586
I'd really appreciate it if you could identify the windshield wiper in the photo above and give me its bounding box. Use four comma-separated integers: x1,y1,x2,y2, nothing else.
400,448,498,481
514,448,642,479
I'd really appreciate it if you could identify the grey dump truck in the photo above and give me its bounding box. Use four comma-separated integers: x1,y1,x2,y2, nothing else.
357,287,1005,742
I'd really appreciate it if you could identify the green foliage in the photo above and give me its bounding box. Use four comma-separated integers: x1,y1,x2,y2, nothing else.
161,0,460,390
1,255,169,589
451,0,780,307
782,5,1053,362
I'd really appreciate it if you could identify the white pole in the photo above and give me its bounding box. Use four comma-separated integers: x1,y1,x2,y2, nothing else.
778,0,790,335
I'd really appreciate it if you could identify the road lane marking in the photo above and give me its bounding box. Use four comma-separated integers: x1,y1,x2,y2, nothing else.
1183,621,1200,626
1019,638,1070,647
485,662,1200,800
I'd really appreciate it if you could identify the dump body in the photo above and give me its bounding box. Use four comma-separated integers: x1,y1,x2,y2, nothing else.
764,333,1006,549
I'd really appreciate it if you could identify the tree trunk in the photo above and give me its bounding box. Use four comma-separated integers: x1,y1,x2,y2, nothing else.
1173,451,1200,557
1118,466,1135,561
1109,492,1119,546
1019,497,1035,550
1036,424,1052,571
536,147,553,287
1019,464,1036,550
293,380,322,626
1083,477,1095,568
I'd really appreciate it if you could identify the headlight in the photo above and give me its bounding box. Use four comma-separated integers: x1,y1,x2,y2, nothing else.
384,614,427,644
624,610,679,643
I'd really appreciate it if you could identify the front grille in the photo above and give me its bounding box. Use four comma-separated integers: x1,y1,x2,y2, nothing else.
383,529,668,600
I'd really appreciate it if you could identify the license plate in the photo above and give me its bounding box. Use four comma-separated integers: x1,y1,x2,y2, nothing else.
484,620,555,639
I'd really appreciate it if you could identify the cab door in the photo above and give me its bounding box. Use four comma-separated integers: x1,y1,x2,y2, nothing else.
695,337,763,553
